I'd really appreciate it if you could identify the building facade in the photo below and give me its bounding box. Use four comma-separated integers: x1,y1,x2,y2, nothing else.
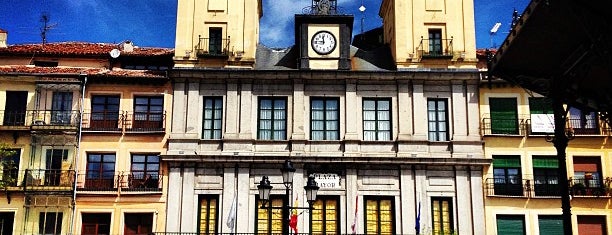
478,51,612,235
165,1,486,235
0,36,173,234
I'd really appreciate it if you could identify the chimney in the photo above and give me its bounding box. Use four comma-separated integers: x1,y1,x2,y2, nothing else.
123,40,134,53
0,29,7,48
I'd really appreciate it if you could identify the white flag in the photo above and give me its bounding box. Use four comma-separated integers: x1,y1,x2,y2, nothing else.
226,194,237,232
351,195,359,234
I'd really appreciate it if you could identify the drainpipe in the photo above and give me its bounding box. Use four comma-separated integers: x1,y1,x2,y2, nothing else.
69,74,87,235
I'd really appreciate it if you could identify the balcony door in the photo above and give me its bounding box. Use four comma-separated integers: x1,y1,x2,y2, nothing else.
91,95,120,130
81,213,111,235
45,149,67,186
124,213,153,235
4,91,27,126
51,92,73,125
85,153,116,190
0,212,14,235
133,96,163,130
428,29,442,55
209,27,222,55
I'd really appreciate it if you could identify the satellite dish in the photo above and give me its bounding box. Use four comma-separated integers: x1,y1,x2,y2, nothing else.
109,49,120,58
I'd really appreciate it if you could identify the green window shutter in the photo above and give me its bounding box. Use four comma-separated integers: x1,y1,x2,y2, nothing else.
538,215,564,235
490,98,518,134
533,157,559,168
529,97,553,114
493,156,521,168
496,215,526,235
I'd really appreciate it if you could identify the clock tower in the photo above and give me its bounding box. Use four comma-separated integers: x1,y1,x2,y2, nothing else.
295,0,353,70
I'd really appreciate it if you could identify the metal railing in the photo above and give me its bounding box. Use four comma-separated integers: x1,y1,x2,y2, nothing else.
196,37,230,57
82,111,165,133
569,177,608,197
417,37,453,58
485,177,529,197
0,110,80,129
76,171,162,192
124,111,166,132
23,169,75,192
481,117,526,136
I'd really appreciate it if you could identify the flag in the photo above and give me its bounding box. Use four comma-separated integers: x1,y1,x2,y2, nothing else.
289,197,299,234
351,195,359,234
226,194,237,233
415,201,421,235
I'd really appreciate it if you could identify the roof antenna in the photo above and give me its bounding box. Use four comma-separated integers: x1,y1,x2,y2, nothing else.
40,12,57,46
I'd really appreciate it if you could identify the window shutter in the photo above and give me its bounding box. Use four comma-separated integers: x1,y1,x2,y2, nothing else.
493,156,521,168
496,215,526,235
489,98,518,134
533,157,559,168
538,215,563,235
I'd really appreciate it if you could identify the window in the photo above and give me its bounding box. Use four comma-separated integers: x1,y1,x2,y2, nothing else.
538,215,563,235
39,212,62,235
0,212,14,235
496,215,525,235
81,213,111,235
1,149,19,187
124,213,153,235
3,91,27,126
203,97,223,139
431,197,453,235
528,97,552,114
427,99,448,141
363,98,391,141
51,92,73,124
209,27,223,55
532,156,559,196
311,196,340,235
91,95,120,130
428,29,443,55
130,154,160,189
258,97,287,140
577,215,606,235
256,196,284,234
33,61,58,67
572,157,603,196
45,149,68,186
85,153,116,190
364,196,394,235
198,195,219,234
493,155,523,196
311,97,339,140
569,107,598,135
489,98,518,134
133,96,163,130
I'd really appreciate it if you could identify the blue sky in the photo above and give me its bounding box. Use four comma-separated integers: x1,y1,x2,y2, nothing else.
0,0,529,49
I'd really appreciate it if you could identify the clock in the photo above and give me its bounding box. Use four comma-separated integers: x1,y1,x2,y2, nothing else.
311,31,336,55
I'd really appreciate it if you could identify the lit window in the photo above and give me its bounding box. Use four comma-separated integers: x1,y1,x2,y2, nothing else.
198,195,218,234
365,196,394,235
431,197,454,235
256,196,284,234
311,196,340,235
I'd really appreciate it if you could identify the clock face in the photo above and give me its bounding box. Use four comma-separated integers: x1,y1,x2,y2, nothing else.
311,31,337,55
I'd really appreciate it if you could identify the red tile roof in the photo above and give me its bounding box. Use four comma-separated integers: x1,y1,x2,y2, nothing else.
0,65,166,79
0,29,6,33
0,42,173,57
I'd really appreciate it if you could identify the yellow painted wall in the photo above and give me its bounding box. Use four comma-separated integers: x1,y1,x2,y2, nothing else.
174,0,261,67
379,0,477,69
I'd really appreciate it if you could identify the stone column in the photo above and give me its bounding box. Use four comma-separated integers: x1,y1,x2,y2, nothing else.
400,166,416,234
239,82,253,139
455,166,473,235
470,166,486,235
180,165,196,233
225,82,239,139
185,81,200,138
397,81,413,140
166,165,183,232
412,83,427,140
451,81,468,140
171,81,186,134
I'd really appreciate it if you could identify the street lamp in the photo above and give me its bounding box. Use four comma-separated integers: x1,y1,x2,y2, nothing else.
257,160,320,235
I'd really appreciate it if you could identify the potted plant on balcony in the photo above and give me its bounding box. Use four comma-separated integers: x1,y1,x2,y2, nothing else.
572,182,586,195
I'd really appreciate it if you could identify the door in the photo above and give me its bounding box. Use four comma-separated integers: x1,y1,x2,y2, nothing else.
51,92,73,125
0,212,14,235
428,29,442,55
81,213,111,235
4,91,27,126
209,28,222,55
45,149,66,186
124,213,153,235
133,96,163,130
91,95,120,130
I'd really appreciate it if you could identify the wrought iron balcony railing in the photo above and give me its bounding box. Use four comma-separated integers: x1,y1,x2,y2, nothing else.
569,177,609,197
23,169,75,192
82,111,166,133
0,110,80,130
76,171,162,192
486,177,529,197
417,37,454,58
196,36,230,57
481,116,527,136
124,111,166,132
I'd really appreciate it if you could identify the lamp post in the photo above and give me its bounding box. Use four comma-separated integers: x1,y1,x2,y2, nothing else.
257,160,320,235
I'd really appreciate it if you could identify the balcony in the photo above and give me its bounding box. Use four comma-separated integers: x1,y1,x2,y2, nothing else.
23,169,75,193
82,111,165,133
195,36,230,58
481,116,528,136
486,177,528,197
417,36,453,59
124,111,166,133
570,177,609,197
76,172,162,193
0,110,80,131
